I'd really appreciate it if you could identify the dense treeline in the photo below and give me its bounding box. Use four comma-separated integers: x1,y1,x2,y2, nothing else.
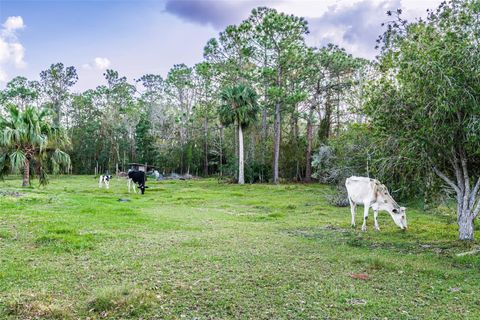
0,7,370,182
1,1,479,239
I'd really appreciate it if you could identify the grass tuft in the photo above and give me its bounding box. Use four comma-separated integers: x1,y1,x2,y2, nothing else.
6,294,70,319
86,286,156,317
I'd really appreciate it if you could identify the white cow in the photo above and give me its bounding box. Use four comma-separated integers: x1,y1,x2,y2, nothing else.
345,176,407,231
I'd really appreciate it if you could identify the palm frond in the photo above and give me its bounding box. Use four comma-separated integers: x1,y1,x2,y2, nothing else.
0,152,10,180
9,150,26,173
51,149,71,173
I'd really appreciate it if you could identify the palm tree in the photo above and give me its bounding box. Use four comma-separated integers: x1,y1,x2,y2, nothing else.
219,85,259,184
0,105,71,186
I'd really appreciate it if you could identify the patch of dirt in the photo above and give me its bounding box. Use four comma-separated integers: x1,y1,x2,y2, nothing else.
350,273,369,280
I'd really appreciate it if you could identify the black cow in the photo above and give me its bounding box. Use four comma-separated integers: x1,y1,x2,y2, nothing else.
127,170,148,194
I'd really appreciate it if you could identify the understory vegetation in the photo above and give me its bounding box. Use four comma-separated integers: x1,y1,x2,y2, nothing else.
0,176,479,319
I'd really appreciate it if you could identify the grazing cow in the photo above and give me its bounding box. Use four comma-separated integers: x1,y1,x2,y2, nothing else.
99,175,112,189
128,170,148,194
345,176,407,231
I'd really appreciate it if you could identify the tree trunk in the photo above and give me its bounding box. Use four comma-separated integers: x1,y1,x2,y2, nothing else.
305,108,314,182
291,114,300,181
292,114,299,139
273,65,282,185
22,158,30,187
433,160,480,241
318,91,332,142
261,108,267,183
234,122,239,180
54,100,61,126
273,102,281,184
180,144,184,174
335,89,341,136
219,125,224,177
204,116,208,176
250,130,255,163
261,46,269,183
238,124,245,185
458,213,474,241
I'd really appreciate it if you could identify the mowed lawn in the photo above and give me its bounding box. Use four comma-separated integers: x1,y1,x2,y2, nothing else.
0,176,479,319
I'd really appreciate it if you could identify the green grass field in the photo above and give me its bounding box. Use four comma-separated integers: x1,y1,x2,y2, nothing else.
1,176,479,319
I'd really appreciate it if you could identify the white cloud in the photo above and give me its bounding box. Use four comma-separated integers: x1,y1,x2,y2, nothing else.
93,57,111,69
3,16,25,33
82,57,111,70
0,16,26,83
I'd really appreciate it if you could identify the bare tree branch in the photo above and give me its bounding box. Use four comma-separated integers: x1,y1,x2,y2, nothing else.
433,166,461,194
451,155,464,192
473,199,480,219
469,177,480,210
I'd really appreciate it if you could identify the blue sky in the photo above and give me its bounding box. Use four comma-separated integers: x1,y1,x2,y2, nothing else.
0,0,442,92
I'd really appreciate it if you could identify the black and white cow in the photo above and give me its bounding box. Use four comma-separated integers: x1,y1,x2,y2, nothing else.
99,175,112,189
128,170,148,194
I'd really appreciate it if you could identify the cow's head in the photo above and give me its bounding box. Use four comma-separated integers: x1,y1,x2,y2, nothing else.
390,206,407,230
376,188,407,230
139,184,149,194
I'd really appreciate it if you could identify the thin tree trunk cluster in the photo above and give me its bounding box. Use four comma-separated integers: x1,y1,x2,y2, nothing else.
304,107,315,183
204,116,209,176
273,102,281,184
433,151,480,240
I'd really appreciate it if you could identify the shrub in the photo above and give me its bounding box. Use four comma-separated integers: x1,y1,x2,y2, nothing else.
326,185,350,207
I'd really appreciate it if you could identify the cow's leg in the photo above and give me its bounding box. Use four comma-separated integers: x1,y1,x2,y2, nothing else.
133,183,137,194
128,179,131,193
374,209,380,231
105,180,109,189
362,204,369,232
349,198,356,228
99,177,102,188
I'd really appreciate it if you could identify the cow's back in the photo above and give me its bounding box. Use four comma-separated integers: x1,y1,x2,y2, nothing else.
128,170,145,183
345,176,377,204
